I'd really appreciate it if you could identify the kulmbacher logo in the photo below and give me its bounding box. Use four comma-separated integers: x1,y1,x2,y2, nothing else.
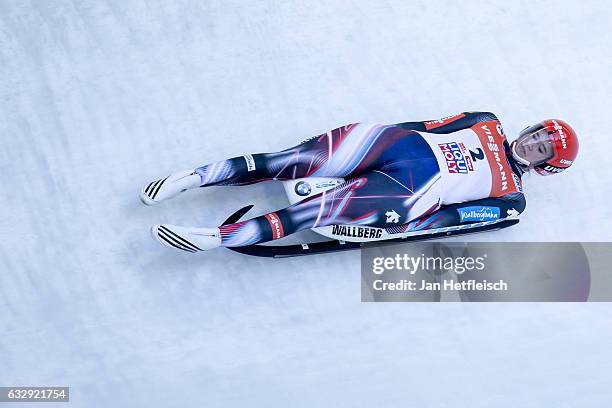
458,206,500,222
332,225,383,239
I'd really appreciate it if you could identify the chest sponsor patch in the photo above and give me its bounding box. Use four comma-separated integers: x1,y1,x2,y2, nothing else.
458,206,500,222
438,142,474,174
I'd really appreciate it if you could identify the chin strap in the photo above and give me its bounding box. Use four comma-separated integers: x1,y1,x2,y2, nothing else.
510,140,532,167
506,140,529,177
508,156,528,177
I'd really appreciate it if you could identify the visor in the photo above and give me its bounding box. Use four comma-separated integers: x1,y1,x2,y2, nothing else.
513,124,555,166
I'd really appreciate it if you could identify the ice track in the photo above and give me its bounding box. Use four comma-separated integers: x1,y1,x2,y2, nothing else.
1,1,611,406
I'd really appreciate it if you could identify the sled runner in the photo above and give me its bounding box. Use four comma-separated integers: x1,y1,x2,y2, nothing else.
223,178,520,258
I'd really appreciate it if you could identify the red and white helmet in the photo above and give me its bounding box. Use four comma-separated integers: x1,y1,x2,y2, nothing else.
511,119,579,176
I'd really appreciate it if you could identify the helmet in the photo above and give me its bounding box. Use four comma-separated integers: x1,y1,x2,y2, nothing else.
511,119,579,175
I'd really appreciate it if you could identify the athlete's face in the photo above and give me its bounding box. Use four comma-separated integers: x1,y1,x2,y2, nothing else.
514,128,554,165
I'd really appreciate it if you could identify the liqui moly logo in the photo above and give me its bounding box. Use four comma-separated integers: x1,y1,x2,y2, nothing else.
482,124,508,192
439,142,471,174
265,212,285,240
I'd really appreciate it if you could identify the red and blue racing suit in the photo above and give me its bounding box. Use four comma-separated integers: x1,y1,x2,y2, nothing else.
195,112,525,246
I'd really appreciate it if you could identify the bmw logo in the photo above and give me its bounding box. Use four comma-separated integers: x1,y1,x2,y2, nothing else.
295,181,312,196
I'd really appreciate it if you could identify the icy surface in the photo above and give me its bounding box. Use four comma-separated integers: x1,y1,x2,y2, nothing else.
1,0,611,406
